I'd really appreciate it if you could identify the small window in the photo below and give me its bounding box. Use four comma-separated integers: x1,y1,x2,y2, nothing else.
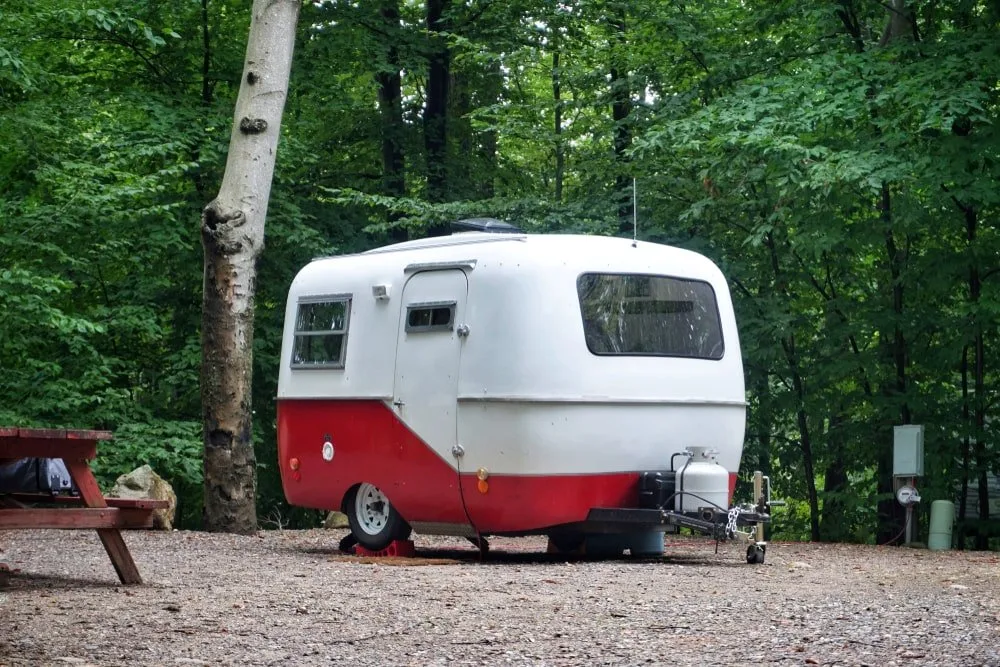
291,297,351,368
405,302,456,333
577,273,724,359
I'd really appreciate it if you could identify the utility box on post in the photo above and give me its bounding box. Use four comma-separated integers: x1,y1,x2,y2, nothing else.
893,425,924,477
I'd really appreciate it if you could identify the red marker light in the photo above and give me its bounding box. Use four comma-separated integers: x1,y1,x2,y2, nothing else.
289,457,300,471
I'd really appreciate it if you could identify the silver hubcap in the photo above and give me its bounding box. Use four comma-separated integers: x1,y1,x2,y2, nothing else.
354,483,390,535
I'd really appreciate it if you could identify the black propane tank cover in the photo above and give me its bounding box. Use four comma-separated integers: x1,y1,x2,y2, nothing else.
638,471,676,509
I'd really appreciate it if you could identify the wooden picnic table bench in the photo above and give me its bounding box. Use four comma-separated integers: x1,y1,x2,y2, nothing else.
0,427,169,584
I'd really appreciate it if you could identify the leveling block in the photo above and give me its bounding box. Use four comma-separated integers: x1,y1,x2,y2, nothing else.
352,539,416,558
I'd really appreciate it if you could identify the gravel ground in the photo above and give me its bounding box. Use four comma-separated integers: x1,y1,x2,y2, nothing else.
1,529,999,666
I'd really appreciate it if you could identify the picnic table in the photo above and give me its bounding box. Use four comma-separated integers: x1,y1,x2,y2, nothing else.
0,427,167,584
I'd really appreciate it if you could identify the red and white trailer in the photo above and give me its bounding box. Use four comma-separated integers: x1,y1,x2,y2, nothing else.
277,220,770,560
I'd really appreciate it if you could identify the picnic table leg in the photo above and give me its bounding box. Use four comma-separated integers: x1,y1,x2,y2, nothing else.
64,460,144,585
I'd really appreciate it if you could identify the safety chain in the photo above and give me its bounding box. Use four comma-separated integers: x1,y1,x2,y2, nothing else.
726,507,740,538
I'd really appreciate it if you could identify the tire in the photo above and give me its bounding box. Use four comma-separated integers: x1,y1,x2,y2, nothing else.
347,483,412,551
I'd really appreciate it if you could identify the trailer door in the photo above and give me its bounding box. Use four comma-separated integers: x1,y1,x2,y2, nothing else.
392,269,468,462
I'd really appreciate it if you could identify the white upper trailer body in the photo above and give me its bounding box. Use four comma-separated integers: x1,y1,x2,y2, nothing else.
277,224,748,552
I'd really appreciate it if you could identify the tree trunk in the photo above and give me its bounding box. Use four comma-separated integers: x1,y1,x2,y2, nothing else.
879,0,913,46
875,184,911,543
376,0,406,241
201,0,213,107
609,12,632,233
478,58,501,199
451,70,473,197
874,1,913,543
552,50,564,203
964,202,990,549
424,0,450,210
787,336,821,542
959,345,971,547
820,413,850,542
200,0,299,534
765,232,820,540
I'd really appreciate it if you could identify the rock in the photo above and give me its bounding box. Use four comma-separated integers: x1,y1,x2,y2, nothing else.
109,465,177,530
323,511,349,529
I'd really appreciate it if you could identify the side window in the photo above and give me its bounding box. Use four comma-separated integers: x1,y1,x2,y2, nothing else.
405,302,456,333
291,297,351,369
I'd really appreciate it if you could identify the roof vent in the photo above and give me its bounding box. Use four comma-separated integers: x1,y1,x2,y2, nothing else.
450,217,522,234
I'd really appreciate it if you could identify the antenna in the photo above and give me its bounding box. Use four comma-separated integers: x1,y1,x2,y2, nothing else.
632,177,638,247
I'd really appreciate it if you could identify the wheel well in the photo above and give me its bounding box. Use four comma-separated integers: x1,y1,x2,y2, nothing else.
340,483,361,515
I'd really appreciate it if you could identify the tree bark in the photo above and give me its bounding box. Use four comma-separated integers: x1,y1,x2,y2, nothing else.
200,0,300,534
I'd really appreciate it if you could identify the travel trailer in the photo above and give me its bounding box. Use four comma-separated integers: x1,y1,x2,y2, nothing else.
277,219,769,560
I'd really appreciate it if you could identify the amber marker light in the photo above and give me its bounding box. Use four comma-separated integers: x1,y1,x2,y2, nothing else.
477,479,489,494
289,457,301,471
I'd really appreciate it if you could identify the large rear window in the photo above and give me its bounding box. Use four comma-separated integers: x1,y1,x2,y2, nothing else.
577,273,724,359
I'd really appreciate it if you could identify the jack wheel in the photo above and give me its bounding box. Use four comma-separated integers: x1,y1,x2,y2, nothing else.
746,544,766,564
347,482,412,551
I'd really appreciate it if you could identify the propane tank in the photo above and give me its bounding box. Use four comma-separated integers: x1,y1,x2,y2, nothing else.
675,446,730,514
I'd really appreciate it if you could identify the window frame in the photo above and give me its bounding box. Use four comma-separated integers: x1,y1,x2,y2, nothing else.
576,272,725,361
290,294,352,370
404,300,457,333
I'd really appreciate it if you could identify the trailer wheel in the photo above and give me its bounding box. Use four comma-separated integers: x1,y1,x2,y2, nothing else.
347,483,412,551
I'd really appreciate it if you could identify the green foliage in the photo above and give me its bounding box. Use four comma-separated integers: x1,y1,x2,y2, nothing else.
2,0,998,543
91,420,203,528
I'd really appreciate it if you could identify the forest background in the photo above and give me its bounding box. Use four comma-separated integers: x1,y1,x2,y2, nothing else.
2,0,998,547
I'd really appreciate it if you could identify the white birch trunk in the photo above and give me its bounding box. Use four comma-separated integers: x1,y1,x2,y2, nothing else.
201,0,300,533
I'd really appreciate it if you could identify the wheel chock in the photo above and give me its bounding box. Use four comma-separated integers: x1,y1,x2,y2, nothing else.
352,539,416,558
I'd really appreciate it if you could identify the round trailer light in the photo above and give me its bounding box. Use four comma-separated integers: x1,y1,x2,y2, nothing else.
477,479,489,494
476,467,489,481
289,457,300,471
321,441,335,461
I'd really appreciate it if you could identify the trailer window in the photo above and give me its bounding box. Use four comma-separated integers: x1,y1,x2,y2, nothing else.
577,273,724,359
405,302,456,333
291,297,351,368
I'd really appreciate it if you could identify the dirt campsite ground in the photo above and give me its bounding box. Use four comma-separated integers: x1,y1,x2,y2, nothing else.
1,529,999,666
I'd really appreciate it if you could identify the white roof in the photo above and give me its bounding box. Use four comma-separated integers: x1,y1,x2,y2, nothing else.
293,232,726,293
